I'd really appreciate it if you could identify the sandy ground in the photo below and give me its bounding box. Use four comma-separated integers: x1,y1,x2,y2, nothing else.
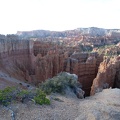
1,89,120,120
76,88,120,120
0,93,80,120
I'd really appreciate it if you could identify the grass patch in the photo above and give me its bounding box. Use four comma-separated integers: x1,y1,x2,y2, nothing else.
0,87,50,106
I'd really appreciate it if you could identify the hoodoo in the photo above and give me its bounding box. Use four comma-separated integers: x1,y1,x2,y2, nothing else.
1,27,120,95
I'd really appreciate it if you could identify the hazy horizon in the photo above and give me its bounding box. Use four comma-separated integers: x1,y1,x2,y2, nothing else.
0,0,120,34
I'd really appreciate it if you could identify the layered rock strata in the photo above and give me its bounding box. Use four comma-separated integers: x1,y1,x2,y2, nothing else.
0,35,34,81
0,35,103,95
91,56,120,95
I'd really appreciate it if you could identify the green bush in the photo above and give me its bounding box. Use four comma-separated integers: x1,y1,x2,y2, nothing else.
16,89,30,102
34,90,50,105
39,72,79,94
0,87,16,106
0,87,50,106
18,90,29,96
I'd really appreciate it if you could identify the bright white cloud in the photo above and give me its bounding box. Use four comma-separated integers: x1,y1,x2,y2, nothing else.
0,0,120,34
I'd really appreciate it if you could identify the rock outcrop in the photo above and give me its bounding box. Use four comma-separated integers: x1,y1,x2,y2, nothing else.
91,56,120,95
76,88,120,120
0,35,34,82
64,52,103,96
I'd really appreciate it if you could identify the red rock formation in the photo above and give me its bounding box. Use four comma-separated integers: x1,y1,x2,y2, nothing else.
0,36,104,95
0,35,34,82
64,52,103,96
91,56,120,95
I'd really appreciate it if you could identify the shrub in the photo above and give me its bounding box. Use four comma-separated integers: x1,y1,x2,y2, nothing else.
0,87,16,106
34,90,50,105
39,72,80,94
16,89,30,102
0,87,50,106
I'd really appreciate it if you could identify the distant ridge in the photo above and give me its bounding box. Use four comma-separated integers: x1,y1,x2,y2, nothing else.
16,27,120,39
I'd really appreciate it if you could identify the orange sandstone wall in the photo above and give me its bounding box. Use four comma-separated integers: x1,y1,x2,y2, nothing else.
91,56,120,95
0,37,103,95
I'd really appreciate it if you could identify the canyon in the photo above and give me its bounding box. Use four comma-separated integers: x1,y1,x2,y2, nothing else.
0,27,120,96
0,27,120,120
0,35,102,96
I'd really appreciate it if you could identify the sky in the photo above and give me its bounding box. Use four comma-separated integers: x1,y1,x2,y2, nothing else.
0,0,120,34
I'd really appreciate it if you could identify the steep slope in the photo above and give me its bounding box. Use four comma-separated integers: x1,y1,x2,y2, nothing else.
91,56,120,95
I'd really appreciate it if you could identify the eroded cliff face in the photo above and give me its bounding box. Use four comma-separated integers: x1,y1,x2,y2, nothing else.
1,34,120,96
91,56,120,95
0,35,104,95
0,35,34,82
64,52,103,95
33,40,104,95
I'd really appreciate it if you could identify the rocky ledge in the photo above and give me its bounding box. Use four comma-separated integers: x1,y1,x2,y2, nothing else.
76,88,120,120
0,88,119,120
